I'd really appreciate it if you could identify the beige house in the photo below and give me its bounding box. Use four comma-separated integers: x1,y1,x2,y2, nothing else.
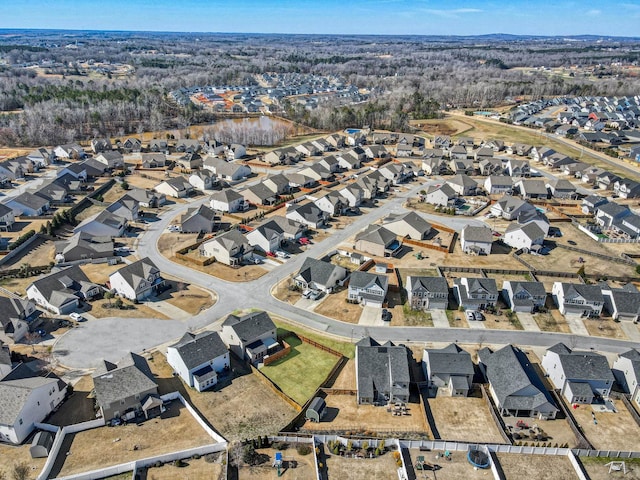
199,230,253,266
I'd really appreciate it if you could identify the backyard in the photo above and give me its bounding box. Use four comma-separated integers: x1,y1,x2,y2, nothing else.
260,334,341,405
580,456,640,480
572,402,640,452
324,449,399,480
408,449,491,480
142,454,225,480
236,445,317,480
495,453,579,480
273,319,356,359
428,395,504,444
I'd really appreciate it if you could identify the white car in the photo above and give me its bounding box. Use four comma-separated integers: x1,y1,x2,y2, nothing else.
275,250,290,259
465,310,475,321
70,312,85,322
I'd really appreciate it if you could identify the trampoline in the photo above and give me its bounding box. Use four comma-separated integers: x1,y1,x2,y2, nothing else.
467,449,490,469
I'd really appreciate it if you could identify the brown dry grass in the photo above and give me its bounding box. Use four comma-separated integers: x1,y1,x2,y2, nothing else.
572,401,640,451
313,289,362,324
148,353,297,441
409,449,491,480
428,395,504,444
54,403,216,477
0,443,47,477
534,311,572,333
272,278,304,304
89,298,169,320
157,232,200,257
237,447,317,480
0,276,38,296
332,359,356,390
157,277,215,315
496,453,578,480
325,452,399,480
583,318,628,340
3,238,55,266
302,394,429,436
580,457,640,480
126,173,164,191
79,262,123,285
483,312,523,331
144,456,224,480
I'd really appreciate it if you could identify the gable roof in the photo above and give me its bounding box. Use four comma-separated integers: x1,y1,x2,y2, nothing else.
222,310,275,342
382,211,432,237
461,225,492,244
407,276,449,295
92,352,157,409
355,224,397,247
111,257,160,291
356,337,410,401
546,343,614,382
169,331,228,370
295,257,346,287
349,271,389,291
28,265,98,308
425,344,474,376
210,188,243,204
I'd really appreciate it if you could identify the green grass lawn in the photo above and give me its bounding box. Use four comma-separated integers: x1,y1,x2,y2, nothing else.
273,320,356,358
260,335,340,405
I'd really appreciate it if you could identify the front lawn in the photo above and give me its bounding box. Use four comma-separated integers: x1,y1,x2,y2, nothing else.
260,335,340,405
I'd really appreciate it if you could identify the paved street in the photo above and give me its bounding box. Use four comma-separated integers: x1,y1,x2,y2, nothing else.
52,175,640,370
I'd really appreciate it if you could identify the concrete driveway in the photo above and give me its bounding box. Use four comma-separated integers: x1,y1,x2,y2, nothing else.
358,305,386,327
518,312,541,332
564,313,590,336
431,309,449,328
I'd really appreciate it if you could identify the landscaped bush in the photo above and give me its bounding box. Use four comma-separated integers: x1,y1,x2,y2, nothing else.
297,444,312,455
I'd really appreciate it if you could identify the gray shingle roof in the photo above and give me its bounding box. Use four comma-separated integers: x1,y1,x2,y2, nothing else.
356,337,410,401
222,310,275,343
408,276,449,295
355,224,397,246
92,352,157,409
295,258,345,288
462,225,492,243
425,344,474,377
169,331,227,370
547,343,614,382
29,265,98,308
349,271,389,291
111,257,160,293
0,376,61,426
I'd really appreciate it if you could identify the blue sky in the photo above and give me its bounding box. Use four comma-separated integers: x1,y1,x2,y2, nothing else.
1,0,638,36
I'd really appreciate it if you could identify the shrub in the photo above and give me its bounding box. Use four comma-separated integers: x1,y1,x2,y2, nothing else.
192,453,201,460
297,444,312,456
174,459,186,468
375,447,381,456
204,454,217,463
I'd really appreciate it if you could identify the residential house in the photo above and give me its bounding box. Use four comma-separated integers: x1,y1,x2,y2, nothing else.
422,157,449,176
0,297,38,343
167,331,229,392
484,175,512,195
448,145,468,160
242,183,278,206
612,350,640,407
246,219,285,253
220,311,278,364
203,157,251,182
356,337,410,405
514,179,548,200
317,155,341,174
262,174,291,195
56,162,87,181
148,139,169,153
122,137,142,152
453,277,498,310
210,189,246,213
614,179,640,199
382,211,432,240
140,153,167,169
546,178,577,199
377,163,414,185
56,232,114,262
295,143,319,158
226,144,247,160
406,276,449,310
0,160,24,181
602,283,640,322
154,176,193,198
0,365,67,444
26,265,101,315
473,147,494,161
449,158,475,175
354,225,401,258
91,138,112,154
503,222,545,252
506,159,530,177
176,153,203,171
180,205,220,234
348,271,389,307
286,172,316,189
552,282,604,317
53,144,85,160
188,170,217,192
126,189,166,209
478,158,505,176
581,195,608,214
483,139,505,152
531,146,556,163
338,185,364,207
433,135,452,149
446,174,477,196
313,191,347,217
74,210,127,238
364,145,390,160
423,344,474,397
424,183,457,207
490,195,536,221
541,343,614,404
293,258,347,294
4,193,49,217
478,345,558,419
460,225,493,255
27,148,54,168
595,202,630,228
175,139,201,154
0,204,15,231
109,257,164,301
502,281,547,313
199,230,253,266
92,353,160,422
285,202,328,229
597,172,621,191
510,143,533,157
95,151,124,169
106,194,139,221
271,216,306,241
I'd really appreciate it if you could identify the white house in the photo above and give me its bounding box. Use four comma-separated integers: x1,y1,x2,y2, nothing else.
347,271,388,307
552,282,604,317
95,151,124,169
424,183,457,206
502,281,547,313
484,176,512,195
220,311,278,364
210,189,246,213
26,265,101,315
167,331,229,392
199,230,253,266
503,222,545,252
541,343,614,404
154,177,193,199
406,276,449,310
109,257,164,301
460,225,492,255
0,366,67,444
246,219,284,254
188,170,217,192
612,350,640,407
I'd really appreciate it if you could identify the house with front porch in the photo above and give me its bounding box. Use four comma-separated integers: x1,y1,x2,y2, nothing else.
348,271,388,307
109,257,164,301
26,265,101,315
294,258,347,294
502,281,547,313
453,277,498,310
406,276,449,310
199,230,253,266
552,282,604,317
221,311,278,364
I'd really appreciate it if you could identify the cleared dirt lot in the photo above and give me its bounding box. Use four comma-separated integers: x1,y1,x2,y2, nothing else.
534,311,571,333
50,402,215,478
580,456,640,480
148,353,297,441
313,288,362,324
237,446,316,480
496,453,578,480
325,451,398,480
302,394,429,437
572,401,640,451
428,395,504,444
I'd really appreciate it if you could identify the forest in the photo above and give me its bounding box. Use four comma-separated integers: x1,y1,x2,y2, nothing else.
1,30,639,146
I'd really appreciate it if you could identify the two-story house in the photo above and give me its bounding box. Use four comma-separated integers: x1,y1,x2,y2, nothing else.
348,271,389,307
502,281,547,313
423,344,474,397
220,311,278,364
406,276,449,310
552,282,604,317
356,337,410,405
109,257,164,301
453,277,498,310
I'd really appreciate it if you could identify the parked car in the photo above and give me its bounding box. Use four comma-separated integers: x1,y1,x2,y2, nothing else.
297,237,311,245
266,251,276,257
36,329,46,337
465,310,475,321
275,250,290,259
70,312,85,322
382,308,392,321
473,311,484,321
308,290,322,301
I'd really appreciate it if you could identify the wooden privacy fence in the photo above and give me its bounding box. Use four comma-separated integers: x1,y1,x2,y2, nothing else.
262,340,291,366
402,237,449,253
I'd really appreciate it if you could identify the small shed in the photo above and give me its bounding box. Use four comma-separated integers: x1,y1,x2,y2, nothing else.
306,396,327,423
30,431,54,458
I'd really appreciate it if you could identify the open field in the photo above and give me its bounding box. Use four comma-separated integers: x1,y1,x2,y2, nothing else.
583,318,628,340
148,353,297,441
260,335,340,405
156,277,215,315
273,318,355,359
302,394,429,436
50,402,215,478
237,446,317,480
408,449,491,480
496,453,578,480
0,443,47,477
312,288,362,324
428,395,504,444
413,118,474,138
572,401,640,451
325,451,399,480
580,456,640,480
143,455,224,480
